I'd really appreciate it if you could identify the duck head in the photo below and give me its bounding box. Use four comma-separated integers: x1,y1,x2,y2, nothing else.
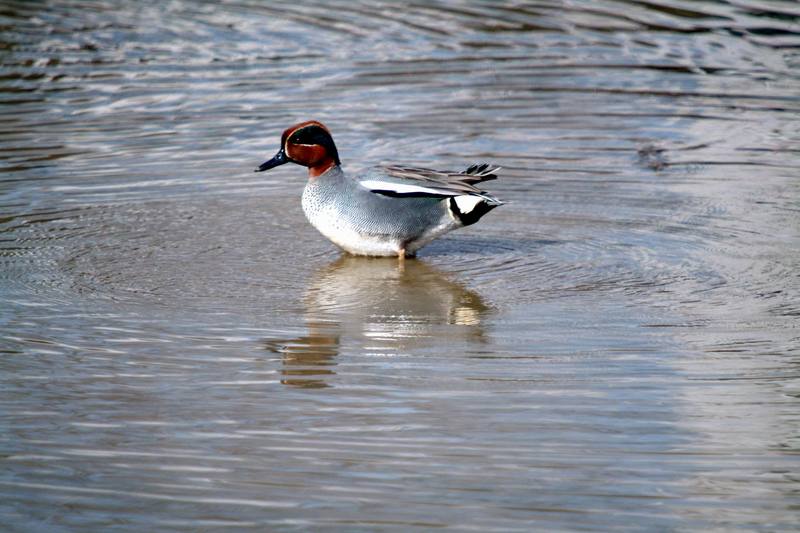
255,120,340,178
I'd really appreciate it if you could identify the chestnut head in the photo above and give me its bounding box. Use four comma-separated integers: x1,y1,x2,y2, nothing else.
256,121,340,178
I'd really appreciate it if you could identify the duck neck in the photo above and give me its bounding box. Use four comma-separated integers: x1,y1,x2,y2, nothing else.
308,159,339,179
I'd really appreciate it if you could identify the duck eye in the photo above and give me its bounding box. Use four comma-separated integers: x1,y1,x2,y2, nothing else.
289,125,326,145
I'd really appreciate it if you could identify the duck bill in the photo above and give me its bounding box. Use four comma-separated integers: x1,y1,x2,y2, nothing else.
255,148,289,172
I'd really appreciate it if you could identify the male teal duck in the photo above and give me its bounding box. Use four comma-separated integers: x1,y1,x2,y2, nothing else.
255,121,502,258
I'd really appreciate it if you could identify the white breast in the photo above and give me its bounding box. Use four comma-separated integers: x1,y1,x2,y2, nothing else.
301,188,399,256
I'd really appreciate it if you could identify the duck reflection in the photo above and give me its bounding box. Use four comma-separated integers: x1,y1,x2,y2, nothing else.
266,256,490,388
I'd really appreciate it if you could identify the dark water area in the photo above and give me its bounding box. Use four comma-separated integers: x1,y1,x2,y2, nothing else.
1,0,799,530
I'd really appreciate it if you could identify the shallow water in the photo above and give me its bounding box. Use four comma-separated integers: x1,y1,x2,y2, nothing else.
1,0,799,530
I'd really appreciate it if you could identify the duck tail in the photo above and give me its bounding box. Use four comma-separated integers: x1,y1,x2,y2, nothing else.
461,163,501,185
448,194,502,226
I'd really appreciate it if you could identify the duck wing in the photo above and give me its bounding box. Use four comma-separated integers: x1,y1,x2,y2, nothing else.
359,163,502,204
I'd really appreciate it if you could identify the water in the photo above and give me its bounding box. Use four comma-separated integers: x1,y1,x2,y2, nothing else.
1,0,799,530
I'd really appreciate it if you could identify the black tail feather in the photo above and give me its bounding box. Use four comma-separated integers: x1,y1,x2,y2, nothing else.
449,197,501,227
462,163,500,185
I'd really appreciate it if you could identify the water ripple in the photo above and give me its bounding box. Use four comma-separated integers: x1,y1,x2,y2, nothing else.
1,0,799,531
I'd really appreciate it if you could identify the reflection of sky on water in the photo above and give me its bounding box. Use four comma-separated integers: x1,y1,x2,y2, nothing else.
1,0,799,529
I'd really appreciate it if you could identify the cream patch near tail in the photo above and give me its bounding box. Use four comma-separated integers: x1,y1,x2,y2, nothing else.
453,195,483,215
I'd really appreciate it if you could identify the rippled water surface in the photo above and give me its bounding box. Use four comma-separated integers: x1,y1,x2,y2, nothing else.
2,0,800,530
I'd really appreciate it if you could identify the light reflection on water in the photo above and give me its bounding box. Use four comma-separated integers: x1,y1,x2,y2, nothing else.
270,257,490,388
1,0,799,530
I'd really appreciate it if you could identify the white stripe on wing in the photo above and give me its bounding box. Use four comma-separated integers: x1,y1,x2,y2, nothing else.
359,180,448,197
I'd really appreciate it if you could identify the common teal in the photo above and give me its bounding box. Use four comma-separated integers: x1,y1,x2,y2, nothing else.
255,121,502,258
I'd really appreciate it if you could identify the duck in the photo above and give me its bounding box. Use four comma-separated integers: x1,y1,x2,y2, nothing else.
255,120,502,258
